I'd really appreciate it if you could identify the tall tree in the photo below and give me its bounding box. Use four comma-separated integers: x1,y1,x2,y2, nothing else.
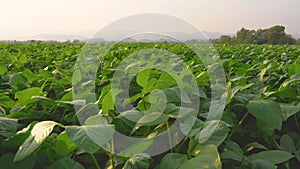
218,35,233,44
254,29,267,44
236,28,255,44
265,25,286,44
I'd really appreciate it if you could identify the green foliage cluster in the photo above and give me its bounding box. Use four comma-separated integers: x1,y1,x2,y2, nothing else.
217,25,297,45
0,43,300,169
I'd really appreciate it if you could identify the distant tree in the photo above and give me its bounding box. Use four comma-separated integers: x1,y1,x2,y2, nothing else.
72,39,81,44
218,35,233,44
265,25,287,44
217,25,296,45
236,28,255,44
210,39,219,44
254,29,267,44
284,34,297,45
297,39,300,45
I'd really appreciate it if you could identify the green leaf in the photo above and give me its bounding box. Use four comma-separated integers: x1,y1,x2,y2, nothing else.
48,157,84,169
256,120,275,137
21,69,37,84
136,112,169,127
244,142,268,152
271,87,298,99
0,152,36,169
179,144,221,169
118,110,144,123
102,91,114,116
280,135,296,153
246,100,283,130
197,120,229,146
287,64,300,76
221,141,244,162
0,94,15,108
248,150,293,165
74,103,99,123
1,122,36,149
123,153,151,169
15,87,43,106
19,54,28,64
156,71,177,89
14,121,58,161
9,73,28,91
279,103,300,121
137,69,151,88
55,132,78,156
0,117,18,131
155,153,188,169
295,150,300,162
119,138,153,157
66,125,114,154
0,64,7,76
250,160,277,169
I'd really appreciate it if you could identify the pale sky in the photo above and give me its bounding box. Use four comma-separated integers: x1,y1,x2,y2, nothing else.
1,0,300,40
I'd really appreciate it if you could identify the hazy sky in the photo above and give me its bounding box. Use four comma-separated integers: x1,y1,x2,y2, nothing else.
1,0,300,40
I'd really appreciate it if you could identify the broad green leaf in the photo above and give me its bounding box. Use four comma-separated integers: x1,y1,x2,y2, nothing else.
221,141,244,162
55,132,78,156
246,100,283,130
197,120,229,146
295,150,300,162
123,153,151,169
118,110,143,121
256,119,275,137
244,142,268,152
74,103,99,123
66,125,114,154
136,112,169,127
0,94,14,111
15,87,43,106
48,157,84,169
155,153,188,169
0,153,36,169
102,91,114,116
179,144,221,169
280,135,296,153
0,64,7,76
118,138,153,157
21,69,37,83
279,103,300,121
250,160,277,169
137,69,151,88
19,54,28,64
14,121,59,161
1,122,36,149
248,150,293,165
0,117,18,131
156,71,177,89
180,116,203,137
271,87,298,99
9,73,28,91
85,114,108,125
287,64,300,76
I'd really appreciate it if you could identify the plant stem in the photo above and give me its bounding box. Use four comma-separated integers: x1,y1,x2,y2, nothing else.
166,122,173,153
227,112,249,140
91,154,101,169
294,115,300,133
238,111,249,126
109,137,116,169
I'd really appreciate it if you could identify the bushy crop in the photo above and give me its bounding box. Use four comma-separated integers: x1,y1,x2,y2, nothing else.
0,43,299,169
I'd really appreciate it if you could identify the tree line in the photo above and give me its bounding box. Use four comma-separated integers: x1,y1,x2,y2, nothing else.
214,25,299,45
